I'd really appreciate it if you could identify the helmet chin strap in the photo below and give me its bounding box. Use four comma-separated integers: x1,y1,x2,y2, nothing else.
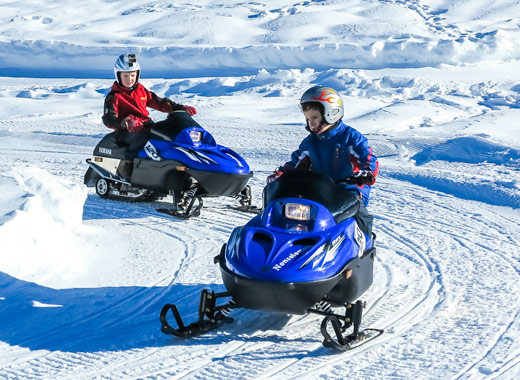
306,119,328,134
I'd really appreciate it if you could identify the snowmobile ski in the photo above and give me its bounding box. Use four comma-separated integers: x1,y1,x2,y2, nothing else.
226,204,262,214
156,200,202,219
160,290,235,337
320,301,384,351
229,185,262,214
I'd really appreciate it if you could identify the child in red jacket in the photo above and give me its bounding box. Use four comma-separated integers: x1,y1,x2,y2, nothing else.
102,53,197,179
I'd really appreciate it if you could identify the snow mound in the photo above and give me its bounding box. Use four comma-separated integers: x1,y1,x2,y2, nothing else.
0,168,90,282
412,136,520,166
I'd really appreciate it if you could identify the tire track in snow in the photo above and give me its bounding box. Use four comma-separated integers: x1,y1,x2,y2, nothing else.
12,202,185,342
1,199,196,380
1,196,248,380
447,214,520,380
398,190,520,379
1,195,254,380
68,197,257,379
79,197,249,325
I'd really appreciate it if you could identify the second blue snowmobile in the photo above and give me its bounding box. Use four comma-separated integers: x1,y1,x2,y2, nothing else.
84,111,256,218
160,169,383,351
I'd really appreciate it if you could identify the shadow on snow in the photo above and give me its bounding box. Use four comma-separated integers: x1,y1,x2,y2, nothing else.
0,272,304,353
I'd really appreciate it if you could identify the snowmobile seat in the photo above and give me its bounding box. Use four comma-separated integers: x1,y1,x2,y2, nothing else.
263,169,360,223
93,132,128,159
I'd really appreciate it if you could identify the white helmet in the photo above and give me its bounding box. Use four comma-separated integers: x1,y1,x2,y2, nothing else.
300,85,344,124
113,54,141,84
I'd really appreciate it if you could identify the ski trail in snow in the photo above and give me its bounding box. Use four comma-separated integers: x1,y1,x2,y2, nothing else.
161,178,519,380
1,196,252,380
3,175,520,380
451,229,520,380
292,179,520,380
455,310,520,380
128,179,445,380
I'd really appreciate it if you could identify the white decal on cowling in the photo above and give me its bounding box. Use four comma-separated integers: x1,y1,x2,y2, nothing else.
195,150,218,165
300,244,326,269
175,147,217,165
354,222,366,256
226,153,244,168
144,141,162,161
273,248,302,271
99,147,112,155
323,234,346,264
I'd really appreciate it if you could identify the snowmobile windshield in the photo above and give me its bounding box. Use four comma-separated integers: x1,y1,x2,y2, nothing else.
263,169,359,219
150,111,205,142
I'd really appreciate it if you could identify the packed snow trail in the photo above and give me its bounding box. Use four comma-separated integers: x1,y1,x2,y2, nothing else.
2,175,519,380
1,0,520,377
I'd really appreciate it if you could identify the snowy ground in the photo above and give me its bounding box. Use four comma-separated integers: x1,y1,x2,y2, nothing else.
1,1,520,379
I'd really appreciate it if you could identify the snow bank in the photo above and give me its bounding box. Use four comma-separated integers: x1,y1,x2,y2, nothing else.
412,136,520,166
386,167,520,208
2,35,520,78
1,0,519,77
0,168,90,282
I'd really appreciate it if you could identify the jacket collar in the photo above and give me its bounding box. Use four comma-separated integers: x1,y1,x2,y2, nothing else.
315,120,346,141
111,81,139,93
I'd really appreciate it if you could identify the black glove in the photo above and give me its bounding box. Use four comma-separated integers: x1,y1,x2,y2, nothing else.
345,170,375,186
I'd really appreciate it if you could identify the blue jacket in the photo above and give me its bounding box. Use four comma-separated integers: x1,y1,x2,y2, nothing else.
285,120,379,205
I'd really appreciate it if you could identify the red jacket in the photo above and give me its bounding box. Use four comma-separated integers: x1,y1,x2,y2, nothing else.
102,82,184,130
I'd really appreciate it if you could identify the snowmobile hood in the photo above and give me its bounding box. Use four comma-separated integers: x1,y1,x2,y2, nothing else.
224,198,369,283
137,126,251,175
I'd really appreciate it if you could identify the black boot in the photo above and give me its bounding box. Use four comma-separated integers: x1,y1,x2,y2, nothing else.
354,203,373,239
117,160,133,180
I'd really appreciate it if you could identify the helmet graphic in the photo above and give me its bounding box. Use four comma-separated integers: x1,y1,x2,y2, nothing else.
113,54,141,84
300,86,344,124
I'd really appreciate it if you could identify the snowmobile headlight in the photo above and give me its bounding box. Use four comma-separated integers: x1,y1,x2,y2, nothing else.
189,130,202,143
284,203,310,221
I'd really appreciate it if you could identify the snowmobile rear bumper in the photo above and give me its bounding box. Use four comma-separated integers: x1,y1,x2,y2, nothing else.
85,158,130,186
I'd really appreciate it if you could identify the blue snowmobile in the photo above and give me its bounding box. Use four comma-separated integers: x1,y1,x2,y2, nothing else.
84,111,256,218
160,169,383,351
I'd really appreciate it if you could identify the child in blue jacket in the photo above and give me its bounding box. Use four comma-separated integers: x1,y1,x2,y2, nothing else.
267,85,379,237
